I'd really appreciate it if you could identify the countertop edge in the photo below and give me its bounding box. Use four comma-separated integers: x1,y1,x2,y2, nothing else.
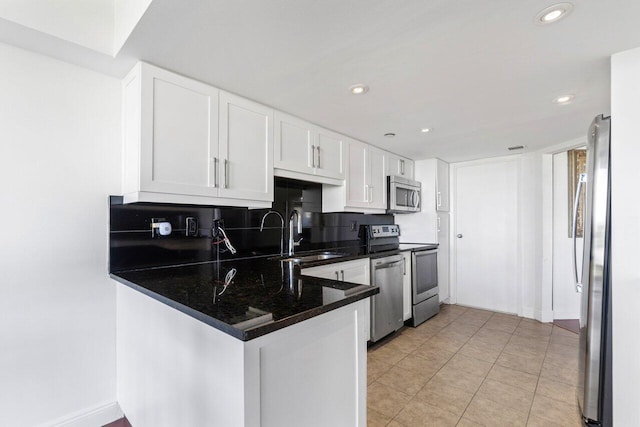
110,273,379,342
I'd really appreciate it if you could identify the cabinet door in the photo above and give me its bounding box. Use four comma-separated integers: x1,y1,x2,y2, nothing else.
315,129,345,180
436,159,450,211
337,259,370,285
437,213,450,302
302,263,339,280
368,148,387,210
346,140,370,208
403,159,415,180
218,91,274,201
139,64,219,196
387,154,402,177
401,252,412,321
274,112,314,175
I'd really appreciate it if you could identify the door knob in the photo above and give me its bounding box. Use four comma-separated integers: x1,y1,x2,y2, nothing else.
457,234,463,238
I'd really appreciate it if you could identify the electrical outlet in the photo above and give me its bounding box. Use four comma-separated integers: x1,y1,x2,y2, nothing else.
186,217,198,237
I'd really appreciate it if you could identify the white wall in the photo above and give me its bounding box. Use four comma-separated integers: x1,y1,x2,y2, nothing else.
0,42,121,426
551,151,583,319
611,46,640,426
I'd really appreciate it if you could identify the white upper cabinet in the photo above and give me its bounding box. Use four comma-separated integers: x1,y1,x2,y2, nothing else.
274,112,314,175
123,62,219,198
274,111,344,184
218,91,274,202
323,138,387,213
368,147,387,210
122,62,273,207
416,158,449,212
436,159,450,211
387,154,415,180
314,128,345,180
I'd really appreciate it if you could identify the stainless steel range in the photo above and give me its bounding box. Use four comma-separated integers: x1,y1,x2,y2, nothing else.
410,247,439,326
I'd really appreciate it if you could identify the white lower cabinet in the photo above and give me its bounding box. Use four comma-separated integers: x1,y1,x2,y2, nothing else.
117,284,368,427
302,258,371,340
401,251,412,321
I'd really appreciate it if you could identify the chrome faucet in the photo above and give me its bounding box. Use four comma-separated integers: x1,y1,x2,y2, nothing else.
288,210,303,256
259,210,285,257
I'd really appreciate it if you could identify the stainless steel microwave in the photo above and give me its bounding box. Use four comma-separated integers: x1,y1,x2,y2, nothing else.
387,175,421,213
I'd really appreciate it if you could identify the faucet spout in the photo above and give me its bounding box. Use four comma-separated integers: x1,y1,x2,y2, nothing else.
288,210,303,256
260,210,285,257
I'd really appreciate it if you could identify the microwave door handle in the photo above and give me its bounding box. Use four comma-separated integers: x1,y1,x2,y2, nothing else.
413,190,420,208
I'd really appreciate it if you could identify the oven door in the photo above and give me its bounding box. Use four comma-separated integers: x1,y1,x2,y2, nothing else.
389,183,421,213
412,249,438,303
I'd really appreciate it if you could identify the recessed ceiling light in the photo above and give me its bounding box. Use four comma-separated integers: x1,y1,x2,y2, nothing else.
535,3,573,25
384,133,396,137
421,128,432,133
553,94,575,104
349,84,369,95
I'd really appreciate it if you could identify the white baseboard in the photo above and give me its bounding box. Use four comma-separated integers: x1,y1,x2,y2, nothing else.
538,309,554,323
41,401,123,427
521,306,535,319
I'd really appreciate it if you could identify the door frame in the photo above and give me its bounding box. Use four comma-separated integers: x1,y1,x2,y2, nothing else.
540,138,587,322
450,155,522,315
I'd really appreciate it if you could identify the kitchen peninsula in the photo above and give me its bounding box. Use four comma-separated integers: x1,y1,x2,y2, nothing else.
111,257,377,427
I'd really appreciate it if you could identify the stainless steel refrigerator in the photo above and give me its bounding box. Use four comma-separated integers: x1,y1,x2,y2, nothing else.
573,114,612,426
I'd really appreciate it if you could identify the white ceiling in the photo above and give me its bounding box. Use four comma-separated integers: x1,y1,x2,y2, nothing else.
2,0,640,162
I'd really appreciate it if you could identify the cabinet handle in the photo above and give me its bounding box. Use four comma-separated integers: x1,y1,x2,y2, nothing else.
437,216,441,233
335,271,339,280
364,184,370,202
401,159,405,175
403,257,406,275
224,159,229,189
316,146,321,168
340,270,344,281
311,145,316,167
437,191,441,207
213,157,219,188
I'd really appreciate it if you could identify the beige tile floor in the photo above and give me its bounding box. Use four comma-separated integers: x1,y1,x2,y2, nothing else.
367,304,583,427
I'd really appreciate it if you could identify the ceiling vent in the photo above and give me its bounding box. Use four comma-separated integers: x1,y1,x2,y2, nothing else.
508,145,526,151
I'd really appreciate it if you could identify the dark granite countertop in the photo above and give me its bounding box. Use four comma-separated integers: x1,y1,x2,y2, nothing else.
111,256,379,341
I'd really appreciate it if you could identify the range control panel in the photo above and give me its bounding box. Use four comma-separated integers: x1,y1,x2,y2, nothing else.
369,224,400,238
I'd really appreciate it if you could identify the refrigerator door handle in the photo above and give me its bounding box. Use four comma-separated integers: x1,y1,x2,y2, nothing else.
573,172,587,292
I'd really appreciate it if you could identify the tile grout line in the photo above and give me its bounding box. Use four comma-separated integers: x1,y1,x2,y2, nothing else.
386,307,469,426
454,313,520,426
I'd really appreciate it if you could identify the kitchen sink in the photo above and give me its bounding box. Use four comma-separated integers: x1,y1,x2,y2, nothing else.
279,252,347,263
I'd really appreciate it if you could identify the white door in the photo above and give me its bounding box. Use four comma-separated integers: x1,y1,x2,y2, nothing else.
453,158,519,313
218,91,274,201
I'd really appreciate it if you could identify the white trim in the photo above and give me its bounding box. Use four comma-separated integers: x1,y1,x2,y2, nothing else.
540,137,587,327
521,306,535,319
39,401,123,427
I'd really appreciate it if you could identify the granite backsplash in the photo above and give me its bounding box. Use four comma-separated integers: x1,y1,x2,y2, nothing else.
110,178,393,272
